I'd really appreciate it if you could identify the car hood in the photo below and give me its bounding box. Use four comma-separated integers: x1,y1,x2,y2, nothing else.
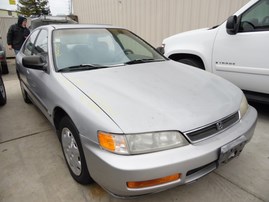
62,61,242,133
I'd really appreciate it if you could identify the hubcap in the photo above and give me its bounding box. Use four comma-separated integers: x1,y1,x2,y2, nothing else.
61,128,82,176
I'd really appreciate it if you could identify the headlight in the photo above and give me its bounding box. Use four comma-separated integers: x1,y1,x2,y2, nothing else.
239,94,249,119
98,131,189,155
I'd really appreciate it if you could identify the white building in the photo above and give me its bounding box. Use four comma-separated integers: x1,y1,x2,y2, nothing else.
72,0,249,46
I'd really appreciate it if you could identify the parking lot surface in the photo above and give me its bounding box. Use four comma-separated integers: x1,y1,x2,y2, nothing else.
0,59,268,202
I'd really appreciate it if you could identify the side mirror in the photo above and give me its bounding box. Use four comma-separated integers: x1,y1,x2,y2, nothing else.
226,15,239,35
22,55,46,71
156,46,164,55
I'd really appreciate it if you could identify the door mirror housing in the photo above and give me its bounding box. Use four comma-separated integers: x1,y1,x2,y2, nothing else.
156,46,164,55
22,55,46,71
226,15,239,35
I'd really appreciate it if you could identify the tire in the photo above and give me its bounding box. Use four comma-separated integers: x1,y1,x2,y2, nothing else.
0,76,7,106
178,58,204,69
1,61,9,74
19,80,32,104
59,116,93,184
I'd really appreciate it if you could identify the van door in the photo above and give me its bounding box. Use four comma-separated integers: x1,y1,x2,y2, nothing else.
212,0,269,95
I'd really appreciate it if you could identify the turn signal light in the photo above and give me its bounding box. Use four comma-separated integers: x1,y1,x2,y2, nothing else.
98,132,115,152
127,173,181,188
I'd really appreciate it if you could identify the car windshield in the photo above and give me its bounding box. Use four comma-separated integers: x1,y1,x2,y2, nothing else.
52,28,166,71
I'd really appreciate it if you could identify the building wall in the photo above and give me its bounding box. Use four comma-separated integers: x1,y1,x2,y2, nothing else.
0,9,17,17
73,0,250,47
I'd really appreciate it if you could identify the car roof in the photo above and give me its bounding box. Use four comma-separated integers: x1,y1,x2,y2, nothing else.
38,24,124,30
29,15,78,30
31,15,74,21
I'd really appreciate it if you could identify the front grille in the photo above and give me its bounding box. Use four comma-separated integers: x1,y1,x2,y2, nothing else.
185,112,239,142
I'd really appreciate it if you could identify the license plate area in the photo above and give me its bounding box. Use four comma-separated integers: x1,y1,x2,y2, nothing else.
218,135,247,167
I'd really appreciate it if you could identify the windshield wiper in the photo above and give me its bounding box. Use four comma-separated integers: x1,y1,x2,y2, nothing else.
124,58,165,65
58,64,107,72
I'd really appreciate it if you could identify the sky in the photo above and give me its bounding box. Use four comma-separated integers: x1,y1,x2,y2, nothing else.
0,0,70,15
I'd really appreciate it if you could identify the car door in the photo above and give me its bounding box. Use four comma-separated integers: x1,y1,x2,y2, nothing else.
212,0,269,95
18,29,40,87
22,29,52,118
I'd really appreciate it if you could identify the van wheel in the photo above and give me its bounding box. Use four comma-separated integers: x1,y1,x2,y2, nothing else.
59,116,93,184
0,76,7,106
178,58,204,69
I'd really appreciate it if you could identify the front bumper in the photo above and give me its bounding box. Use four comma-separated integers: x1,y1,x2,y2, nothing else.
81,106,257,198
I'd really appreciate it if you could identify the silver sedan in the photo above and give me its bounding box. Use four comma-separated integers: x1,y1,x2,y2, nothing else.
16,24,257,198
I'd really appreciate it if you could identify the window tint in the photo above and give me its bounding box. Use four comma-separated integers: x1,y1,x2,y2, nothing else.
23,30,39,56
33,30,48,55
240,0,269,32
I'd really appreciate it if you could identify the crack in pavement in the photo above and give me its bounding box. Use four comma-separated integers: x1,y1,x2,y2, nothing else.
0,128,54,144
213,171,266,202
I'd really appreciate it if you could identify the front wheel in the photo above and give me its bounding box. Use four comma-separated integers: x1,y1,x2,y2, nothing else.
59,116,93,184
0,76,7,106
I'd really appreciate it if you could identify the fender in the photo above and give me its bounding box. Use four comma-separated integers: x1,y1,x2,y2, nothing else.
163,27,219,72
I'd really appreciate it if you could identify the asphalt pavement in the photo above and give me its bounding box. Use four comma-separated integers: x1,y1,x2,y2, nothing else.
0,59,268,202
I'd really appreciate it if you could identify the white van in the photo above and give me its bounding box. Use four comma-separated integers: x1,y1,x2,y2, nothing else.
161,0,269,103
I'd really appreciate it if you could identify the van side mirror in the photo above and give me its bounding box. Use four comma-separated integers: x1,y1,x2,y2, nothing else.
156,46,164,55
226,15,238,35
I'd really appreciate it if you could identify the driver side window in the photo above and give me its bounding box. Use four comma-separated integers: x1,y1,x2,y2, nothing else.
240,0,269,32
33,30,48,56
23,30,39,56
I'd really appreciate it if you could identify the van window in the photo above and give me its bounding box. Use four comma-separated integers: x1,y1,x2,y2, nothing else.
239,0,269,32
